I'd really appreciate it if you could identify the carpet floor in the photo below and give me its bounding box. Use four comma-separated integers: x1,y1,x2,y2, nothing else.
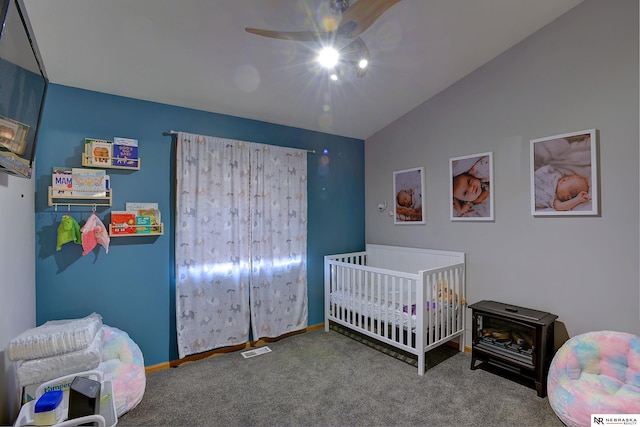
119,327,562,426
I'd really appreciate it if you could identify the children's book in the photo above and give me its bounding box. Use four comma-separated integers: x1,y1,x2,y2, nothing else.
110,211,137,235
85,138,112,166
71,168,107,196
113,137,139,168
126,202,161,233
51,167,73,192
135,216,152,234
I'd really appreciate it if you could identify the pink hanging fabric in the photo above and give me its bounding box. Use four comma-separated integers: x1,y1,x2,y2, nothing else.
81,213,110,255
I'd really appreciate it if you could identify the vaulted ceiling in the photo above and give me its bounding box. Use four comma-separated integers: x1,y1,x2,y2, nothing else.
22,0,583,139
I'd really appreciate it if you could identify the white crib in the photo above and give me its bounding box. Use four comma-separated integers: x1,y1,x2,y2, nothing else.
324,244,466,375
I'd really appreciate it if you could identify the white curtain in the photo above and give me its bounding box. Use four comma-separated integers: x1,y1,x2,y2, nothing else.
175,132,307,359
249,145,308,339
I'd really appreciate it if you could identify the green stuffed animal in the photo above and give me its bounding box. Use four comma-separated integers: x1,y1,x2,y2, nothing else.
56,215,82,251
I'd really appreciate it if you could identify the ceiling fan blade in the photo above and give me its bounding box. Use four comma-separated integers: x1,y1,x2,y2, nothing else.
338,0,401,39
245,27,330,42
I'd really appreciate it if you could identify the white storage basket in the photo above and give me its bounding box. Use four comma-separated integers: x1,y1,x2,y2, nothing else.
14,370,117,427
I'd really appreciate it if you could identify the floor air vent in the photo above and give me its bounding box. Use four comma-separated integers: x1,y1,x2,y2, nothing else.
241,346,272,359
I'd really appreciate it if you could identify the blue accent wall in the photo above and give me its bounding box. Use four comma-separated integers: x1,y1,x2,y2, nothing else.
34,84,365,366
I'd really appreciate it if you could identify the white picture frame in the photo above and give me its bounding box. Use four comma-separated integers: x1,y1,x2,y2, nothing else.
530,129,598,216
393,166,425,225
450,152,494,221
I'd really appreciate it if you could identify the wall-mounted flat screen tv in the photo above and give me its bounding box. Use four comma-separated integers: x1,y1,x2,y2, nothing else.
0,0,48,179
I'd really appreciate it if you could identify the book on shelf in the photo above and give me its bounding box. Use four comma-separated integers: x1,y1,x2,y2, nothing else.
111,211,137,235
125,202,161,233
113,137,139,168
51,167,72,191
71,168,107,197
51,167,111,198
125,202,158,211
135,216,152,234
84,138,112,166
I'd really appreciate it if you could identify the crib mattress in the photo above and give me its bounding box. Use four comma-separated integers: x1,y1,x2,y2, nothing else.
329,290,452,330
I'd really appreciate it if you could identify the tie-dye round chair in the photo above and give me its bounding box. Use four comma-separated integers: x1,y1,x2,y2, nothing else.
547,331,640,427
96,325,146,417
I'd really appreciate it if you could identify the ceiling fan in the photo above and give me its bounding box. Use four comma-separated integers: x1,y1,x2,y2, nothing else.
245,0,401,78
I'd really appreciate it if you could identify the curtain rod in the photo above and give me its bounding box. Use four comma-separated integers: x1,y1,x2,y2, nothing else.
163,130,315,154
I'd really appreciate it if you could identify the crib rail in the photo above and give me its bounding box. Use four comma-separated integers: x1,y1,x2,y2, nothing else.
325,250,368,265
324,250,466,375
418,264,466,357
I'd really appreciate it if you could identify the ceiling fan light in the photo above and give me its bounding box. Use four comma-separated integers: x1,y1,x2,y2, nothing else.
317,47,340,69
329,0,350,16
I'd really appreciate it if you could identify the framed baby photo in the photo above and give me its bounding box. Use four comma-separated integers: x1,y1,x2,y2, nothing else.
450,152,494,221
393,166,425,224
530,129,598,216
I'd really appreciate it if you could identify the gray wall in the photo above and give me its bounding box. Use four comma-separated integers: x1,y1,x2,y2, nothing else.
0,172,35,425
365,0,639,345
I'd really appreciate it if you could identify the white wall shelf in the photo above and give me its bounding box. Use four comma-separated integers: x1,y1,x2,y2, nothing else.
109,223,164,237
48,186,112,207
